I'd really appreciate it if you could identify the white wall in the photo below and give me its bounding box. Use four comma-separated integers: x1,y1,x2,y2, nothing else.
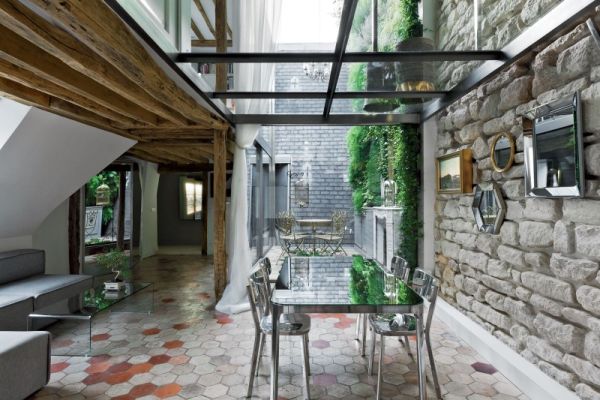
32,200,69,274
420,118,437,273
0,98,30,151
0,236,33,252
0,100,136,239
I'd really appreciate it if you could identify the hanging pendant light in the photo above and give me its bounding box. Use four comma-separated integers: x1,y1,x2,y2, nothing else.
363,0,398,113
95,183,111,206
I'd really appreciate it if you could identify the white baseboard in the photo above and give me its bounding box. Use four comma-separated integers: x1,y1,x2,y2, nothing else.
435,299,578,400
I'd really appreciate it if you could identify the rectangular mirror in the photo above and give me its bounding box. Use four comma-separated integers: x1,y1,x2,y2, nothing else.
524,92,585,198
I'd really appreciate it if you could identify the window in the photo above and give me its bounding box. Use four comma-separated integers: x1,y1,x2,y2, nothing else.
180,176,203,220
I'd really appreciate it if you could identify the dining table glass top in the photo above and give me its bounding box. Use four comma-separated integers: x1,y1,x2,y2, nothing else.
273,255,423,308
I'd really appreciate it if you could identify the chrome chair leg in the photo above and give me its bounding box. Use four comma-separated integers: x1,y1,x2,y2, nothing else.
247,330,262,398
426,332,442,399
368,330,376,376
361,313,367,356
255,332,265,377
301,334,311,400
355,314,361,339
376,335,385,400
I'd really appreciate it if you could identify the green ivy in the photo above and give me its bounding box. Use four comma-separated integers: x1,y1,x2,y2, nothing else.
85,171,120,229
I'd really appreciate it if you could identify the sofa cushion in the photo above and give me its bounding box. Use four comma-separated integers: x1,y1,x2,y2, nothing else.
0,249,44,285
0,274,93,310
0,295,33,331
0,331,50,400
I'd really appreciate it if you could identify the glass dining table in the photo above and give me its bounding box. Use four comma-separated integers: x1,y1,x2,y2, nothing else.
270,256,426,400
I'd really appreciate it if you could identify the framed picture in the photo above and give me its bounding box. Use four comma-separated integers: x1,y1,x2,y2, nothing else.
436,149,473,194
209,171,233,198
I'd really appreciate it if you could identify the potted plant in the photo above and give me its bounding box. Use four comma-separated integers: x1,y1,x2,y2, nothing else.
96,250,129,291
394,0,435,98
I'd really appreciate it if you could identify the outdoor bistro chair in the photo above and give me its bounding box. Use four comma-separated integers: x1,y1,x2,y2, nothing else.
275,211,306,260
246,258,312,399
315,210,348,255
355,256,411,356
367,269,442,400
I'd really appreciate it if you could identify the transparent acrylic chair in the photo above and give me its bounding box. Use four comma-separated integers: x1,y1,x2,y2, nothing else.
246,258,312,399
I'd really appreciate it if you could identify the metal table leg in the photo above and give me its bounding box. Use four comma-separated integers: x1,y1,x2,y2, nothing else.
271,304,281,400
416,312,426,400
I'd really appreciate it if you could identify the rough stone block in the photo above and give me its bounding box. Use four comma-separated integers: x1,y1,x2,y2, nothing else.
585,143,600,175
530,293,563,317
475,235,501,256
457,121,482,144
500,221,519,246
485,290,506,311
459,249,489,271
494,330,520,351
518,221,554,248
562,307,592,329
550,253,599,283
526,336,565,365
563,199,600,225
482,117,505,136
524,252,550,271
502,180,524,200
585,332,600,368
521,271,575,303
553,220,575,254
576,383,600,400
557,37,600,81
452,105,471,129
521,349,540,364
487,259,511,279
472,301,512,331
454,232,477,249
506,200,524,221
563,354,600,387
577,285,600,316
504,297,536,328
538,361,577,389
478,92,501,121
498,245,526,267
534,313,584,353
437,131,454,149
472,136,490,160
440,240,460,259
523,198,562,221
510,324,529,344
481,274,515,296
516,286,532,302
463,277,480,296
575,225,600,260
499,76,533,111
456,292,474,311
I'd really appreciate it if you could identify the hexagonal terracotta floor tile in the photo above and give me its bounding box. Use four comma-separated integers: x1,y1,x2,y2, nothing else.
149,354,171,365
129,382,157,397
163,340,184,349
91,333,111,342
154,383,181,398
50,362,69,373
142,328,161,335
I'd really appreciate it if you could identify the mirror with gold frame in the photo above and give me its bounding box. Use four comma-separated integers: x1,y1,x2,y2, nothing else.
490,132,515,173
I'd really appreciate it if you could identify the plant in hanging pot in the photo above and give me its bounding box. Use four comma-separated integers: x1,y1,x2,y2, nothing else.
96,250,130,291
394,0,435,99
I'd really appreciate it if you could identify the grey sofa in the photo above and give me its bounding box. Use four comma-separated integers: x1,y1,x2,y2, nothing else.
0,331,50,400
0,249,93,330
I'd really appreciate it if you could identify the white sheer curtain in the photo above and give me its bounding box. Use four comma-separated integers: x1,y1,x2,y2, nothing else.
216,0,281,314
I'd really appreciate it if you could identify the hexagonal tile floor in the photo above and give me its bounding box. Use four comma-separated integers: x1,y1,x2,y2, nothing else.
32,248,528,400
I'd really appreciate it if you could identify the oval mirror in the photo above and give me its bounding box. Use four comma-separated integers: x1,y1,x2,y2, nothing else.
490,132,515,172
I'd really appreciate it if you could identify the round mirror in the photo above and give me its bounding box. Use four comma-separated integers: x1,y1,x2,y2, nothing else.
490,132,515,172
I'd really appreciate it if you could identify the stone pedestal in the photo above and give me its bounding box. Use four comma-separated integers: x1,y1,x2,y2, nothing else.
372,206,403,269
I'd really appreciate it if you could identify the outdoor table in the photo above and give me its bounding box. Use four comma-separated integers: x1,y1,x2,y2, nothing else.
270,256,426,400
295,218,332,253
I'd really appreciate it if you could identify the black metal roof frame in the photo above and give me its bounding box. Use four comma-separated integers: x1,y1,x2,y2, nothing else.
106,0,600,127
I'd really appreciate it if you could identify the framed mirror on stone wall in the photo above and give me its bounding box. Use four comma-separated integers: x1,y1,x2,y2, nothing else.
490,132,515,173
471,182,506,234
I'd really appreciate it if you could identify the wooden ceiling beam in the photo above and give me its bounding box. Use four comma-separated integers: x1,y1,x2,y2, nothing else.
210,0,233,39
191,39,233,47
0,24,160,126
0,58,141,127
191,20,206,41
128,148,173,164
0,0,193,127
215,0,227,92
0,75,49,107
193,0,216,37
26,0,226,129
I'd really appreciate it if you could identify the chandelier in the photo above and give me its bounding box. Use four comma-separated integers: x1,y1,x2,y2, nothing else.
303,62,331,81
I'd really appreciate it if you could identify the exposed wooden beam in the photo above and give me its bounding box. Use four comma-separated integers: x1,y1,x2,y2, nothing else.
68,189,81,275
0,0,192,126
215,0,227,92
191,39,232,47
193,0,216,37
210,0,233,39
0,24,161,126
201,171,208,255
213,128,227,299
191,20,206,41
130,128,215,138
158,163,232,173
0,58,140,127
27,0,226,128
128,148,171,164
0,75,49,107
137,141,213,148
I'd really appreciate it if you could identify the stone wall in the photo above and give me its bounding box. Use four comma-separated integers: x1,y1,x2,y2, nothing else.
434,18,600,398
436,0,563,90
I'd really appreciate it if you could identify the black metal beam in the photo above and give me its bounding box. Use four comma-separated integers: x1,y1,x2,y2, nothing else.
233,113,420,126
210,91,447,99
176,50,504,64
422,0,600,120
324,0,359,117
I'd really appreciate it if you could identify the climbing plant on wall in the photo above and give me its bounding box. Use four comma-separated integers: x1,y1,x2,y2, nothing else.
346,0,422,267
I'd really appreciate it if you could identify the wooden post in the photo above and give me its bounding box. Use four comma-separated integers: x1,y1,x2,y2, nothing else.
215,0,227,92
117,170,126,251
213,129,228,299
68,189,81,275
201,171,209,256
